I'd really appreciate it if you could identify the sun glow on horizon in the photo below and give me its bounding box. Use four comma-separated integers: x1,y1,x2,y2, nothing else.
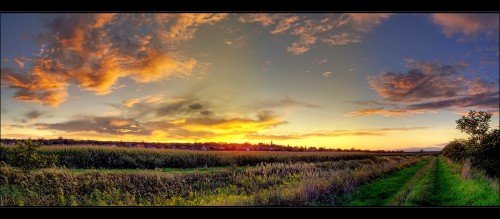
1,13,498,150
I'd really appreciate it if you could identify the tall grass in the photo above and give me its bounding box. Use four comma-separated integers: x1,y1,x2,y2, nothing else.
0,156,423,206
436,158,500,206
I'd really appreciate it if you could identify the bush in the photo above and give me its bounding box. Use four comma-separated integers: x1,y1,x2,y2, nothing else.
441,139,468,163
469,129,500,177
3,140,58,171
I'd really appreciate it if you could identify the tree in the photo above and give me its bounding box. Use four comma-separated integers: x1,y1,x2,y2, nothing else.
455,110,492,141
451,110,499,177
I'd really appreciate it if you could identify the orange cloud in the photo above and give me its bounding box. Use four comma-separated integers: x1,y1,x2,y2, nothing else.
13,90,68,107
123,98,141,108
165,13,228,42
342,13,393,32
431,13,499,37
131,51,197,83
1,13,226,106
2,58,68,106
270,15,299,34
349,59,499,117
239,13,275,27
367,60,469,103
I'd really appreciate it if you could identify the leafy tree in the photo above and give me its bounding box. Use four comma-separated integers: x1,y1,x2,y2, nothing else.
448,110,499,177
455,110,492,141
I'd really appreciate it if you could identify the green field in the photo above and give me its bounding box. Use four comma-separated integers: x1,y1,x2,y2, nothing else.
343,157,500,206
0,148,423,206
1,144,498,206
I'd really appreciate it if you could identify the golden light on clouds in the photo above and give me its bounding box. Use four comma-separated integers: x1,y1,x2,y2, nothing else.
1,13,499,150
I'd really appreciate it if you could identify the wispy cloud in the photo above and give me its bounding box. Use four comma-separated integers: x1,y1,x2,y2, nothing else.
36,116,148,135
431,13,499,38
246,126,429,140
13,56,29,69
247,97,321,110
224,35,247,47
240,13,393,55
322,33,362,46
24,110,44,121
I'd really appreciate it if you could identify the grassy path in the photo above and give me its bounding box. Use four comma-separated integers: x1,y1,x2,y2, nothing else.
342,158,430,206
343,157,500,206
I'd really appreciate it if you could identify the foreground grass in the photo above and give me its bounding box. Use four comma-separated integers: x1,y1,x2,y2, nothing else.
342,158,429,206
434,158,499,206
342,157,499,206
387,157,437,206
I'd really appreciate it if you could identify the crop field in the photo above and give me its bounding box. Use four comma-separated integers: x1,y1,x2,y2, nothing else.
0,143,498,206
0,145,422,206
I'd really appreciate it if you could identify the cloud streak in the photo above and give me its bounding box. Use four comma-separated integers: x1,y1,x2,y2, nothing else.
34,110,286,141
246,126,429,140
247,97,321,110
36,116,148,135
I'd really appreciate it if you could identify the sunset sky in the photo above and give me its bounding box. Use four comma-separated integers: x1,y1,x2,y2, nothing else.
1,13,499,151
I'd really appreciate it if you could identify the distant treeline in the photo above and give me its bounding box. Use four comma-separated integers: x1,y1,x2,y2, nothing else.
0,138,422,154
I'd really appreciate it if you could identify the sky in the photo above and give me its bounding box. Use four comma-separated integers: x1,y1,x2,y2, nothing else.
1,13,499,151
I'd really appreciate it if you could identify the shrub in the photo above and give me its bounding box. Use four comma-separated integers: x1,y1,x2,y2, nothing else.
441,139,468,163
4,140,58,171
469,129,500,177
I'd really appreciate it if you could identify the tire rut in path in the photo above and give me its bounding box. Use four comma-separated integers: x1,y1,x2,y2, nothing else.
387,157,437,206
